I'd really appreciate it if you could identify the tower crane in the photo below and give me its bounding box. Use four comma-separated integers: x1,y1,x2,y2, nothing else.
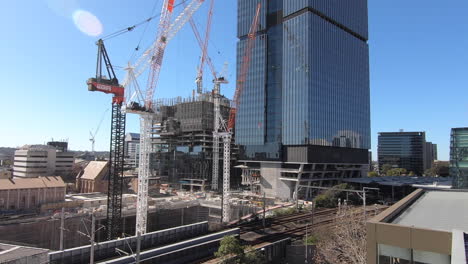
218,3,261,222
87,39,126,240
193,0,214,94
185,0,228,191
124,0,206,236
89,108,109,155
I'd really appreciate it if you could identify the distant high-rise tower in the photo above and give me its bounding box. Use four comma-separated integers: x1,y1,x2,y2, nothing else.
378,132,426,175
235,0,370,199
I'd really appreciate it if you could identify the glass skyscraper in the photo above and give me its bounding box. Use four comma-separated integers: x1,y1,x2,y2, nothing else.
235,0,370,199
450,127,468,189
377,132,426,175
236,0,370,159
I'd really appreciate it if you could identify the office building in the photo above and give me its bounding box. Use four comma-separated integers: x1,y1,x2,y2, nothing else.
450,127,468,189
425,141,437,171
367,189,468,264
378,132,428,175
236,0,370,199
125,133,140,169
13,144,74,178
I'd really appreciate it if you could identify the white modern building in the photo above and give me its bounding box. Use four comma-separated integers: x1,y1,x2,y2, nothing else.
13,145,74,178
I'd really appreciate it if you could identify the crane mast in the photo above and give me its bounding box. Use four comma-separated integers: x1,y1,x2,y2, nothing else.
125,0,206,236
220,3,261,222
87,39,126,240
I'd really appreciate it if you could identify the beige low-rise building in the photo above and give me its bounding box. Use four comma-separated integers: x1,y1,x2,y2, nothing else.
76,161,109,193
0,176,66,211
13,145,74,178
367,189,468,264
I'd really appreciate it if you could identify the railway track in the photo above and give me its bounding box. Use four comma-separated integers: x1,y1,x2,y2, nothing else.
240,205,388,245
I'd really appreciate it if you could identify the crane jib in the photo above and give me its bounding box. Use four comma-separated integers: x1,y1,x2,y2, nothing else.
168,0,175,12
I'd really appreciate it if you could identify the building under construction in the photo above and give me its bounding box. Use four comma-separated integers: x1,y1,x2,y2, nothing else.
150,92,238,191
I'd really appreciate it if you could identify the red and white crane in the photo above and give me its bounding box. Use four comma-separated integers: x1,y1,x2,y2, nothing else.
124,0,206,236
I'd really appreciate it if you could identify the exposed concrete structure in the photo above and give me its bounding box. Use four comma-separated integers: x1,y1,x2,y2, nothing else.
0,176,66,211
367,189,468,264
13,145,74,178
75,161,108,193
151,93,238,188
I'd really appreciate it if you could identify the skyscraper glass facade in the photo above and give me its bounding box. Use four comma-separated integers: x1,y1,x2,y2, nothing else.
450,127,468,189
236,0,370,161
378,132,426,175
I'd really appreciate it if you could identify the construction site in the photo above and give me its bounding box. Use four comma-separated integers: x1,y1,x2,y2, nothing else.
0,1,384,263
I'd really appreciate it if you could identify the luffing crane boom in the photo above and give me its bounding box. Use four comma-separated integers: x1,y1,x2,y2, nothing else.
87,39,125,104
124,0,206,236
195,0,214,93
228,3,261,131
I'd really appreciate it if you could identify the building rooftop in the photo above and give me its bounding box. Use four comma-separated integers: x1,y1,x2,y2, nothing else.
126,133,140,141
0,176,65,190
391,191,468,232
18,144,56,151
0,243,49,263
342,176,452,188
79,161,108,180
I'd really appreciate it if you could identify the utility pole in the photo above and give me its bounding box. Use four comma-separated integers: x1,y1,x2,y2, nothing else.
305,222,308,263
59,207,65,251
362,187,379,220
262,192,266,231
77,212,104,264
136,231,141,263
90,213,96,264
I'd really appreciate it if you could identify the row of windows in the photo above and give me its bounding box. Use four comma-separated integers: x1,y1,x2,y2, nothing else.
14,165,47,169
14,160,47,163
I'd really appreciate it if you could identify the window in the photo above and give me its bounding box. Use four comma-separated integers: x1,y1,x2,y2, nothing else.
378,244,450,264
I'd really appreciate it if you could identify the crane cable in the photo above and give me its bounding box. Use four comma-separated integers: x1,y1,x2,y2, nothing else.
100,0,189,42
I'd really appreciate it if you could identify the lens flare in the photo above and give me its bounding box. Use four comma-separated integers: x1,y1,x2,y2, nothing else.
72,9,103,37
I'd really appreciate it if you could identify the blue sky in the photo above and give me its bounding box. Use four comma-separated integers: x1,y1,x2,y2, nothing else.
0,0,467,161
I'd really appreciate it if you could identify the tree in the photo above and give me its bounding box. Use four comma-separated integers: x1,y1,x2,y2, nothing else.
215,236,266,264
243,247,266,264
215,236,244,262
314,211,367,264
314,183,350,208
408,171,415,176
367,171,378,177
386,168,407,176
380,164,393,175
304,234,319,245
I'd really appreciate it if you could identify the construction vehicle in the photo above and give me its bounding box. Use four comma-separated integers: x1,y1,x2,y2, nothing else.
87,39,126,240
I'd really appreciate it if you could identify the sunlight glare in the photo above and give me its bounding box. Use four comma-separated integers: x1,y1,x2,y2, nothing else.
72,9,103,37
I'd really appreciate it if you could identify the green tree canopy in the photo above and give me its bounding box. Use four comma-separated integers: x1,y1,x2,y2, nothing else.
386,168,407,176
380,164,393,175
215,236,266,264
